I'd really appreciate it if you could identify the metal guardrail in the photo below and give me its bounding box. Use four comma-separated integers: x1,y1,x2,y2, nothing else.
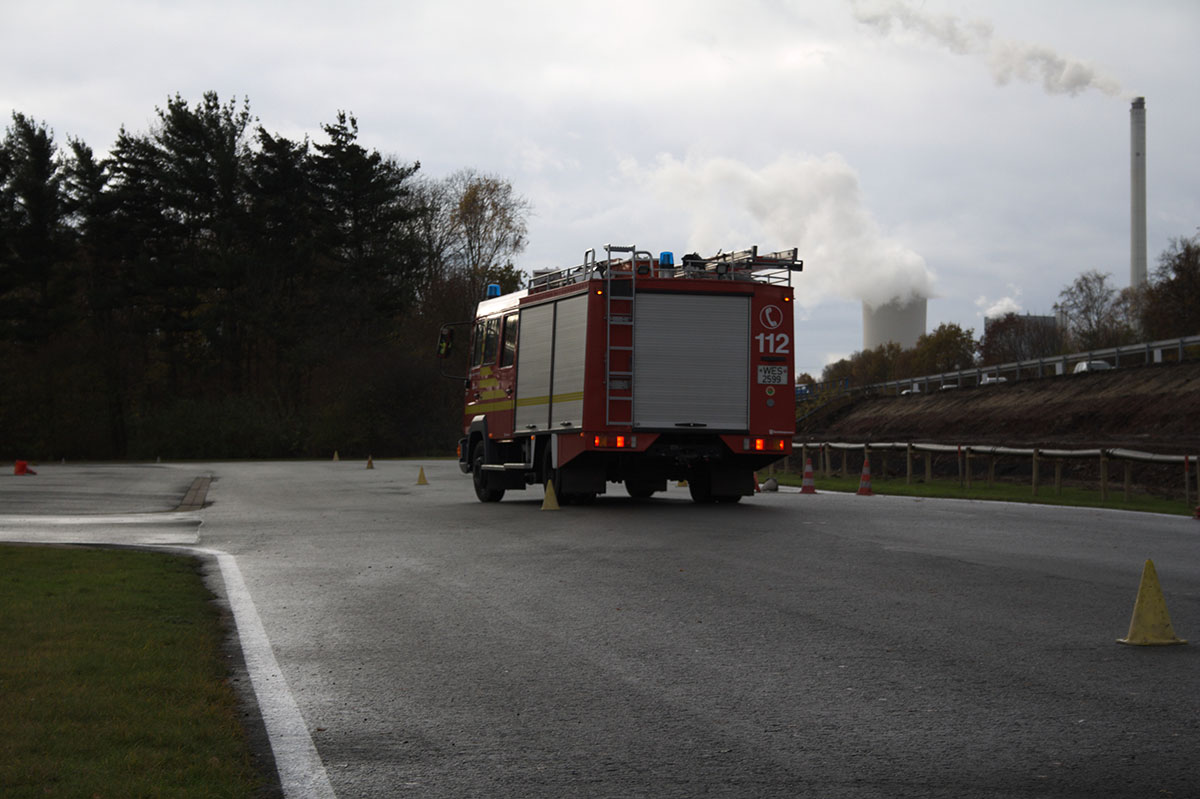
874,335,1200,395
795,335,1200,400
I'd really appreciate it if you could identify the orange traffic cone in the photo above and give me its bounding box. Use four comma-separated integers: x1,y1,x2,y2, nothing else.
800,458,817,494
856,457,873,496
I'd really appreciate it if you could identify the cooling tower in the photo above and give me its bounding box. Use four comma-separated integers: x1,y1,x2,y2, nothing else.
862,297,927,350
1131,97,1147,287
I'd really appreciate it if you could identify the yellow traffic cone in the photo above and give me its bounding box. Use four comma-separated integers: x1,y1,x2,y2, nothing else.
1117,559,1187,646
333,450,340,462
366,455,374,470
417,467,428,485
541,479,560,510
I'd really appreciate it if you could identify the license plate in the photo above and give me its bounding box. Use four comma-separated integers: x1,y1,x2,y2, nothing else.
757,365,788,385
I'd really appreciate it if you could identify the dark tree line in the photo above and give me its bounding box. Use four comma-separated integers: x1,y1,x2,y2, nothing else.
0,93,527,460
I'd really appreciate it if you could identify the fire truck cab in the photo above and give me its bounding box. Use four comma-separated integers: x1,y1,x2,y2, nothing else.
441,244,802,504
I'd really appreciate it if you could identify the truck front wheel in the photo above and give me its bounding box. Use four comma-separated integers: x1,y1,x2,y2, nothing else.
473,453,505,502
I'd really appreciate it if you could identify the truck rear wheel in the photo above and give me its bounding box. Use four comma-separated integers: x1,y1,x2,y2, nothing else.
473,453,504,502
687,473,713,503
624,480,656,499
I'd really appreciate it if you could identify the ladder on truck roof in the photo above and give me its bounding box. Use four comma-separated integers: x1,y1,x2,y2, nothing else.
592,244,652,427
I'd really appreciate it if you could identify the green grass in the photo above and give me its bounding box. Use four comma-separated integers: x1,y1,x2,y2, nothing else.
772,472,1197,516
0,545,267,798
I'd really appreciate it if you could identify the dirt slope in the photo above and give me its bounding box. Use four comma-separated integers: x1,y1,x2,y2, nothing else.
802,359,1200,454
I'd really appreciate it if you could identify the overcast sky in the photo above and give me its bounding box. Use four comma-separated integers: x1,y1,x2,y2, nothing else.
5,0,1198,377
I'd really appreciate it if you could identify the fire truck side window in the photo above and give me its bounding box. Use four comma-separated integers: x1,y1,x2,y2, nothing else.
481,317,501,365
470,321,485,368
500,314,518,368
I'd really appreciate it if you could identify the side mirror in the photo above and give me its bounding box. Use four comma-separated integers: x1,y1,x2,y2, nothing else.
436,327,454,359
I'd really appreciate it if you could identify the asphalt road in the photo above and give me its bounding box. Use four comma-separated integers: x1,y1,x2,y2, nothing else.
2,460,1198,798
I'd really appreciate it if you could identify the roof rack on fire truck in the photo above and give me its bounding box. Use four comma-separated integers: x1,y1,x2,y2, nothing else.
528,245,802,295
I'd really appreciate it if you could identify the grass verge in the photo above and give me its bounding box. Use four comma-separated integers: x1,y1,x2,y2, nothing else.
771,472,1196,516
0,545,267,798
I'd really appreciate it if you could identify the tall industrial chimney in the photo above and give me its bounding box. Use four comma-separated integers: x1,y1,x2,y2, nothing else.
1130,97,1147,287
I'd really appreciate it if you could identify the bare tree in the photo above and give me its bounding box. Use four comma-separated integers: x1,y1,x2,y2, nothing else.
1053,270,1137,350
1140,234,1200,339
980,313,1063,364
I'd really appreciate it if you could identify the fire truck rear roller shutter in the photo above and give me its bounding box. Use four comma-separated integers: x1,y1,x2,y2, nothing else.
634,293,749,430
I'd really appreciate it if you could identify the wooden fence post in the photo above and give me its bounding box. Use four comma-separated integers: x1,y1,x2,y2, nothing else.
1032,449,1040,496
1100,454,1109,502
1054,460,1063,496
906,444,913,485
1186,456,1192,509
925,452,932,483
965,448,972,490
987,455,995,488
1124,461,1132,502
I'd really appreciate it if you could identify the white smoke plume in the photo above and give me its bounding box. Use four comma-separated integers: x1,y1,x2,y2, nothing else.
976,292,1023,319
851,0,1123,97
623,152,936,310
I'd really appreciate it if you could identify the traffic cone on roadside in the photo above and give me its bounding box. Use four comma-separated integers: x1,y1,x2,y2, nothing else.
542,480,560,510
333,451,340,462
417,467,428,485
800,458,817,494
856,458,873,496
1118,559,1187,646
366,455,374,470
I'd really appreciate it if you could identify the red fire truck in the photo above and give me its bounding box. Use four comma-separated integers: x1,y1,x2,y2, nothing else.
439,244,802,503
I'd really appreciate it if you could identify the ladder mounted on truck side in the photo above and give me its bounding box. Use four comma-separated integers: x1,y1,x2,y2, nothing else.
591,244,655,427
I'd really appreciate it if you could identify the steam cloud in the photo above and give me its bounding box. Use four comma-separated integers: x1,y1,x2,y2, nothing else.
851,0,1123,97
623,152,936,311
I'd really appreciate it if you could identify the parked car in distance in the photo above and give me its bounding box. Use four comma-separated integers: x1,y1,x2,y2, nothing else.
1073,360,1113,373
900,384,922,395
939,382,958,391
980,374,1007,385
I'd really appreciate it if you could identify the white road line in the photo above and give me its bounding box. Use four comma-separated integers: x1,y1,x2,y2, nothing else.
193,547,337,799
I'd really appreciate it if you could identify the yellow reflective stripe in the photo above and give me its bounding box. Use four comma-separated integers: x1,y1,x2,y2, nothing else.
514,391,584,408
554,391,585,404
470,399,515,413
